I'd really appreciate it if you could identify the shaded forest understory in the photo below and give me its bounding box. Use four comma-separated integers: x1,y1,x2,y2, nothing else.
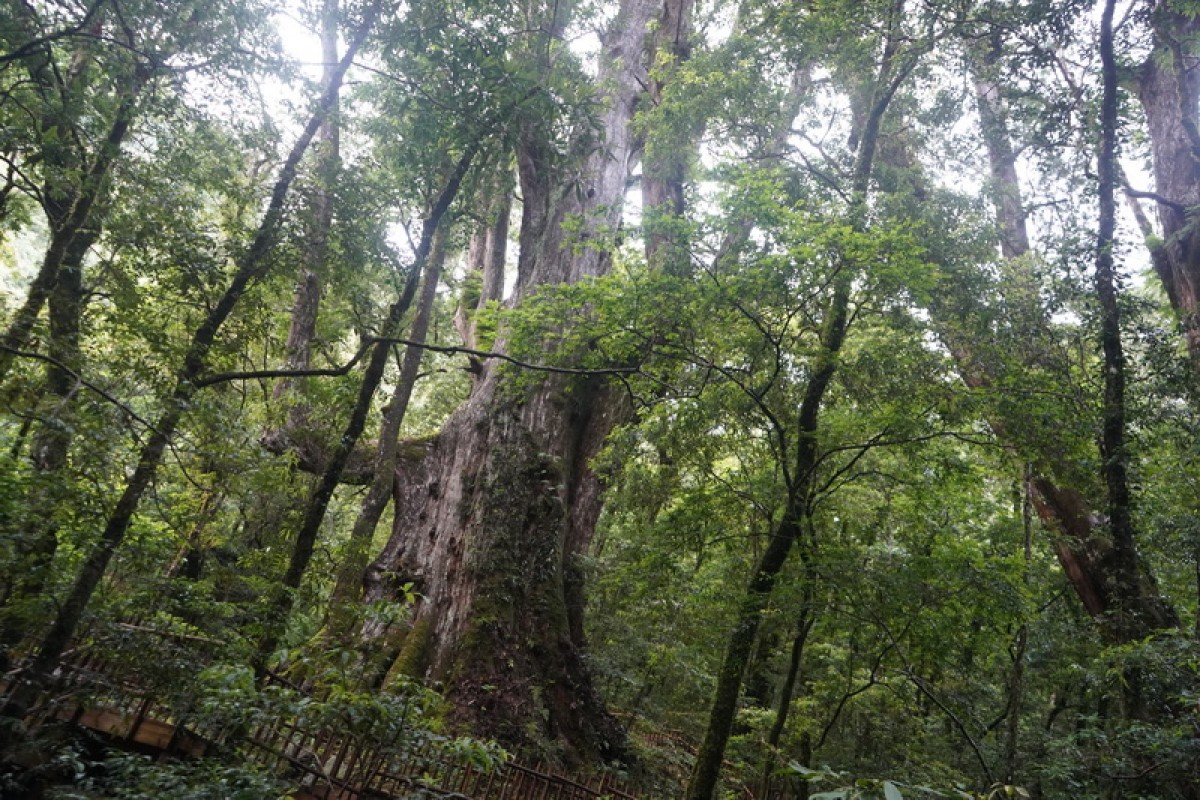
2,0,1200,797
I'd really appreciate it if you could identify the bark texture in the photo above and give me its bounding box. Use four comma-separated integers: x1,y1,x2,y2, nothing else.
455,174,512,369
363,0,672,765
1095,0,1142,643
1136,4,1200,365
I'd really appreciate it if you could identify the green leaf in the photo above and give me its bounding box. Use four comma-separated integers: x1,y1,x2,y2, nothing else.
884,781,905,800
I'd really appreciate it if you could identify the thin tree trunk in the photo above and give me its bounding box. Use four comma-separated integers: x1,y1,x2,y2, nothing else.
759,576,815,797
263,0,340,461
939,33,1182,644
0,70,143,660
1095,0,1142,649
686,15,911,792
1004,465,1034,784
0,236,88,625
684,291,848,800
325,226,448,641
255,150,474,671
0,7,381,721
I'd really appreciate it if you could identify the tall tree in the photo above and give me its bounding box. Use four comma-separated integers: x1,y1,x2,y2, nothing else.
953,10,1180,644
362,0,687,763
261,0,342,466
685,2,932,794
0,2,383,721
0,0,274,666
1136,1,1200,368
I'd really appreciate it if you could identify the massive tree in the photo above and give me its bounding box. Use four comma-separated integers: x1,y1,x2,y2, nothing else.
361,0,688,762
1,0,1198,794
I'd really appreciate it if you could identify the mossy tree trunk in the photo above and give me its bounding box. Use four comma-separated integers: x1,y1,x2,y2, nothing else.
362,0,684,765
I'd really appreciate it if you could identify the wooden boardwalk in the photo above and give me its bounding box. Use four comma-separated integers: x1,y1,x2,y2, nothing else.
1,625,635,800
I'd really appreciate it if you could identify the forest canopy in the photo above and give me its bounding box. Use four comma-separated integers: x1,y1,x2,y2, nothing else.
1,0,1199,798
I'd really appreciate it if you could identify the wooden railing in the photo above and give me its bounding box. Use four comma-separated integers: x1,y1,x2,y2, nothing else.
0,624,635,800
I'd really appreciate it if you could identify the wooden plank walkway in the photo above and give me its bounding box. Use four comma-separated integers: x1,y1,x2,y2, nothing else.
1,624,636,800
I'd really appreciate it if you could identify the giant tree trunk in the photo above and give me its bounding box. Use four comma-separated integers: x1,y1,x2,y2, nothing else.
363,0,670,765
1136,6,1200,366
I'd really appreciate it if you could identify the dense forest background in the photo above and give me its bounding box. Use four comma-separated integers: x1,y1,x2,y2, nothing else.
1,0,1199,797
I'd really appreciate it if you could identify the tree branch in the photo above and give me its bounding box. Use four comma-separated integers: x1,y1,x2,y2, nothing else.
0,0,110,65
195,337,640,387
0,343,166,436
1121,186,1188,215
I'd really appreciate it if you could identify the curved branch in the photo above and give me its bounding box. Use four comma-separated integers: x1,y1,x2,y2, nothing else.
0,343,165,436
196,337,640,387
1121,186,1188,215
0,0,110,65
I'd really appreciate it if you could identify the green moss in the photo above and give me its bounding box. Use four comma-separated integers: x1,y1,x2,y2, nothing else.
385,616,434,685
395,434,438,463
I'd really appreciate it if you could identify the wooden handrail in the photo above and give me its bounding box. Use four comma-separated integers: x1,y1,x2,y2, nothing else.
1,622,641,800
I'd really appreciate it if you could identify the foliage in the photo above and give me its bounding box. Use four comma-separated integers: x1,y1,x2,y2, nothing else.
1,0,1199,797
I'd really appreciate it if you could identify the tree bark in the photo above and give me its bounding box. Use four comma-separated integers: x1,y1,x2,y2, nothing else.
971,36,1030,260
641,0,692,275
362,0,674,765
1135,4,1200,368
455,171,511,360
1095,0,1143,645
1004,465,1034,785
256,150,473,671
759,571,815,797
